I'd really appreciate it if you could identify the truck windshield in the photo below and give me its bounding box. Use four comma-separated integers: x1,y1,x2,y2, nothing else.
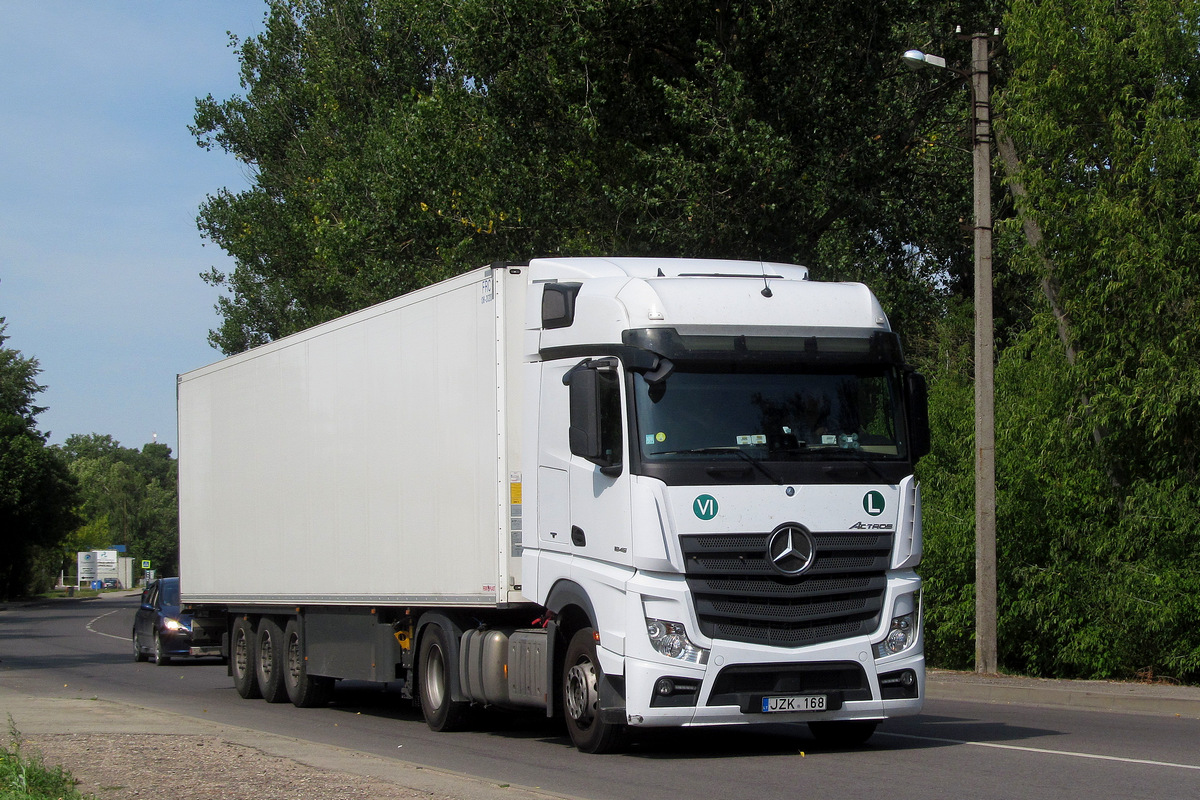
633,367,906,464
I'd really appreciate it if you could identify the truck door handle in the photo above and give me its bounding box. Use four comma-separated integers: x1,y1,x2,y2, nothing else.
571,526,586,547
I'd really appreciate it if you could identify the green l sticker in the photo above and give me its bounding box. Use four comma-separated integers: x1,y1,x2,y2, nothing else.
863,491,885,516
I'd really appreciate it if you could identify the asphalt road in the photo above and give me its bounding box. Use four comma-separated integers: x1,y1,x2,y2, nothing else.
3,593,1199,800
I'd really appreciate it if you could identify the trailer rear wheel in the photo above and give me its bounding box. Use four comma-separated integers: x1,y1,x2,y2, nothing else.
231,617,261,699
562,627,626,753
255,618,289,703
418,623,470,732
284,618,332,708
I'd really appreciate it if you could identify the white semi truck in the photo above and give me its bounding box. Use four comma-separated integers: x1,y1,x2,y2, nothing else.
178,257,929,753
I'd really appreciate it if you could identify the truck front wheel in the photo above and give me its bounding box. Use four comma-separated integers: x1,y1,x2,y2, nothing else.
562,627,626,753
418,623,471,732
231,617,261,699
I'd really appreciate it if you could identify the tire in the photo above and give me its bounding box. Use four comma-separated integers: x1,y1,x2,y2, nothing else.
231,616,262,699
154,632,171,666
133,631,148,663
417,623,471,732
807,720,878,747
283,618,333,708
255,617,289,703
562,627,626,754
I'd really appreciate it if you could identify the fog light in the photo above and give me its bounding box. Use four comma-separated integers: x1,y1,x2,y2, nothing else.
879,668,920,699
649,676,701,708
645,619,708,664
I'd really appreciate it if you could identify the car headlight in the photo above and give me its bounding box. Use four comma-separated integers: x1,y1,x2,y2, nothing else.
162,618,189,633
646,619,708,664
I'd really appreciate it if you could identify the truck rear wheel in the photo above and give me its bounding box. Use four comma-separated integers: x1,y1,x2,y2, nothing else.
231,617,262,699
283,618,332,708
418,623,471,732
562,627,626,753
255,618,289,703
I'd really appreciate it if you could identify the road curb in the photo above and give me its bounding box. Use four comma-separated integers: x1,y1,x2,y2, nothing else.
926,670,1200,720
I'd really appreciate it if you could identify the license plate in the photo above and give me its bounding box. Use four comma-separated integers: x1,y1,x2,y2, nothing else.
761,695,827,713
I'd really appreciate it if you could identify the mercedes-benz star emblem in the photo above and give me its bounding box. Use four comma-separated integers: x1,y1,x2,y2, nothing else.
767,524,817,576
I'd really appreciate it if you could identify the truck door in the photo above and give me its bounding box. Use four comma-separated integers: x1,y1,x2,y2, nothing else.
561,358,633,565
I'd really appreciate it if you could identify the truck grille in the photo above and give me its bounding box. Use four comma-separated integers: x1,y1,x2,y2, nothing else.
680,531,891,648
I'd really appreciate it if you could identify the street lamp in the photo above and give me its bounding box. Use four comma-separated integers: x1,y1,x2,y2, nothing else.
903,32,998,675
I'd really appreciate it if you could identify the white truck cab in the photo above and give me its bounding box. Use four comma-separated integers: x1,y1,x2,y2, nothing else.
519,258,927,751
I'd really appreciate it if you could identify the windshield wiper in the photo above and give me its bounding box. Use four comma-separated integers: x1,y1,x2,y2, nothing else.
652,447,784,485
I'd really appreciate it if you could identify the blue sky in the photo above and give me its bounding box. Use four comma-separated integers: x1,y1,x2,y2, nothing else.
1,1,267,452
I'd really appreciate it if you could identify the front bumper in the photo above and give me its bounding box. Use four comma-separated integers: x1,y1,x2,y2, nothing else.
614,570,924,727
620,639,923,727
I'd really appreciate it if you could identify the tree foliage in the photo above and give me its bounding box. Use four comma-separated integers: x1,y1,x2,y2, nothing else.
940,0,1200,681
194,0,981,354
0,319,79,599
193,0,1200,681
58,434,181,578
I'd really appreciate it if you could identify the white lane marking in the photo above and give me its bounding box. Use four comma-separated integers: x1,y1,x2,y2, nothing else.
878,731,1200,772
86,609,130,641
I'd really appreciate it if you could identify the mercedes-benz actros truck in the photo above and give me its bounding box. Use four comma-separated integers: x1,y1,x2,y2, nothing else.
177,257,929,753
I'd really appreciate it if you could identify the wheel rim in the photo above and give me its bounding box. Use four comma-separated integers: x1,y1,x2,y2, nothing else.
565,658,599,725
287,633,302,686
425,644,447,710
260,630,274,677
234,630,249,677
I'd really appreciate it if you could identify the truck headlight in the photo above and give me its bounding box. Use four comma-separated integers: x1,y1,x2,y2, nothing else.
646,619,708,664
875,612,916,658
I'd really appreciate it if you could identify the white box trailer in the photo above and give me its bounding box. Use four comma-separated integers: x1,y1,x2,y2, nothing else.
179,267,525,607
177,257,930,753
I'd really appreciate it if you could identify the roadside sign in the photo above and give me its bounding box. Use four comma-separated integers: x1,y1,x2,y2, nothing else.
141,560,151,569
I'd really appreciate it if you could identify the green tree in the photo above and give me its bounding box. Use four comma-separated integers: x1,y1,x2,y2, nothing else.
0,319,79,598
970,0,1200,680
194,0,985,355
60,434,180,578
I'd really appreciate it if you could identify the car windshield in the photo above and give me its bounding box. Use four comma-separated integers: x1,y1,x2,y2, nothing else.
634,367,905,461
161,580,180,606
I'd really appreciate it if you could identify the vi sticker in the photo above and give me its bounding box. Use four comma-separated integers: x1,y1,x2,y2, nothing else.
693,494,719,520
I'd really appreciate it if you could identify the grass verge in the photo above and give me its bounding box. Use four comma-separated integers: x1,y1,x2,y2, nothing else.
1,716,90,800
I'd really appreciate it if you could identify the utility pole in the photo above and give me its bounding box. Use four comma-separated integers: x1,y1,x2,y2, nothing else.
970,31,997,676
902,30,998,675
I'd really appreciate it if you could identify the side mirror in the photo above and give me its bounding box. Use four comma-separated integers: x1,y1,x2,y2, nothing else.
566,359,623,476
905,372,931,460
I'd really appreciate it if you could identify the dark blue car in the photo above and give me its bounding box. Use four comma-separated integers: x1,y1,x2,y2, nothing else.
132,577,222,664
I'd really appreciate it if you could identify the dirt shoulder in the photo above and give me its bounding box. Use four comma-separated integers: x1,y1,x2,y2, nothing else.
1,688,565,800
25,733,450,800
